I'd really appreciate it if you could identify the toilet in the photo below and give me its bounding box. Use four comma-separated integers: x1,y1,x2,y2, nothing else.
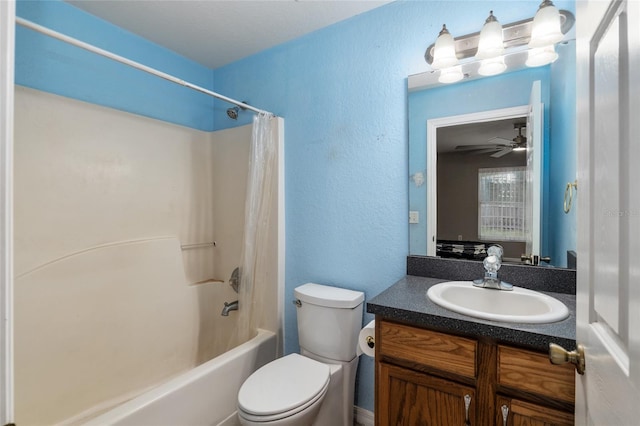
237,283,365,426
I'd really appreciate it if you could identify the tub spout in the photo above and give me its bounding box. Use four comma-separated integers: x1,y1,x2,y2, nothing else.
221,300,239,316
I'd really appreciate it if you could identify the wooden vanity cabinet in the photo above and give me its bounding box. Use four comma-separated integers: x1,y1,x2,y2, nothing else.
375,319,575,426
379,363,476,425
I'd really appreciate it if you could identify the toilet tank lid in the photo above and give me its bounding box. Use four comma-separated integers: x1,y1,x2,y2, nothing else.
295,283,364,309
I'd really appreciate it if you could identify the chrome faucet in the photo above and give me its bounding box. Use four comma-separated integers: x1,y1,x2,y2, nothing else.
221,300,239,316
473,245,513,291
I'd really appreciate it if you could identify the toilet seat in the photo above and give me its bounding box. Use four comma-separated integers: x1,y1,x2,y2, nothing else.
237,353,330,422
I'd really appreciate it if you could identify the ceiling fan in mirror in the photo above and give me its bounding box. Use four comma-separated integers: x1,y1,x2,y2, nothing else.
454,122,526,158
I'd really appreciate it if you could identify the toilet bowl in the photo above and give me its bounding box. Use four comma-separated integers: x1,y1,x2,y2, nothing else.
237,283,364,426
237,354,330,425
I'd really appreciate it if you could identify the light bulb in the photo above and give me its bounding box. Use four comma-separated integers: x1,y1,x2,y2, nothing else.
478,57,507,76
438,65,464,84
529,0,564,48
526,45,559,67
476,11,504,59
432,24,458,70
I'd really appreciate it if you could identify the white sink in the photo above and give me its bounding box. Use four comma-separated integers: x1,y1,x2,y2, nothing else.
427,281,569,324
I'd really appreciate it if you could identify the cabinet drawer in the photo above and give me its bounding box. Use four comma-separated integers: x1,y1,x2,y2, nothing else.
379,320,476,378
497,395,574,426
498,345,575,403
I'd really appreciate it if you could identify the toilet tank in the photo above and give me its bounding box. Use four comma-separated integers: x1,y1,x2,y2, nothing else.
294,283,364,362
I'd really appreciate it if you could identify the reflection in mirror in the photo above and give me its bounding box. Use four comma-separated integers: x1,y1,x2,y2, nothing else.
408,40,576,268
437,117,527,262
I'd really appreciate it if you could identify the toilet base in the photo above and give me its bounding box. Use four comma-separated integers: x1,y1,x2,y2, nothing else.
302,351,359,426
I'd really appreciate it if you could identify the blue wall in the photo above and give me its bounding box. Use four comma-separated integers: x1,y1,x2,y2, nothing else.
15,0,214,130
211,4,414,408
549,40,577,267
213,0,575,411
15,0,576,414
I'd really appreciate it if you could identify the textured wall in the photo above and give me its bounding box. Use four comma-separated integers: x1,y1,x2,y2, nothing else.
213,2,415,410
549,41,577,268
213,0,575,412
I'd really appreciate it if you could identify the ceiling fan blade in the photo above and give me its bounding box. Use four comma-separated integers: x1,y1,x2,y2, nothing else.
490,147,513,158
455,144,503,151
471,148,501,155
487,136,513,145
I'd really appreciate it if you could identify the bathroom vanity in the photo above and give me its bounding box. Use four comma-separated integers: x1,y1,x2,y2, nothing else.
368,257,576,426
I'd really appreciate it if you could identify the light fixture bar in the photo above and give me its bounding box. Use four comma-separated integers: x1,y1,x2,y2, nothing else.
409,39,575,92
424,10,574,65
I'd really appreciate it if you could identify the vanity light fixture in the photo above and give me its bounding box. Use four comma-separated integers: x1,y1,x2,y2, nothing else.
477,11,507,76
528,0,564,48
424,1,574,83
476,11,504,58
527,0,563,67
431,24,458,70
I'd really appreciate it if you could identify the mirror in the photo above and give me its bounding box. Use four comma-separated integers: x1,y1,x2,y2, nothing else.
436,115,529,263
408,40,576,268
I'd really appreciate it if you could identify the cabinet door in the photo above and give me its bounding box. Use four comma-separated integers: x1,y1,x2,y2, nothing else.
378,362,475,426
496,396,574,426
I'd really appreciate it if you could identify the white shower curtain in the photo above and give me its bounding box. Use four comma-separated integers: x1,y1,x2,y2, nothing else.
236,112,276,343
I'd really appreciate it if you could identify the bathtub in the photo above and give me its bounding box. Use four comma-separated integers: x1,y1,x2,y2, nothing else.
81,329,278,426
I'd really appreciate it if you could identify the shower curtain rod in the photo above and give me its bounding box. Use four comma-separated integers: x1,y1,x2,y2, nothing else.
15,17,273,116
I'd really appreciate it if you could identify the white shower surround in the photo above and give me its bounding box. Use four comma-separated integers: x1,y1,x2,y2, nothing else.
12,87,284,424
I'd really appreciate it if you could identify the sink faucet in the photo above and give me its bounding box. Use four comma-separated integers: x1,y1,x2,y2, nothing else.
473,245,513,291
221,300,239,316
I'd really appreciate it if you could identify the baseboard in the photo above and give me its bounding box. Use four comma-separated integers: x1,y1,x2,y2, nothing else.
354,406,374,426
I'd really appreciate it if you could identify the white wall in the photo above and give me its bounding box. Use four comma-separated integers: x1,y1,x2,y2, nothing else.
13,87,257,424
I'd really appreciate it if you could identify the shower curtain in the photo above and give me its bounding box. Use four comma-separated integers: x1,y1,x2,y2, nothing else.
236,112,277,343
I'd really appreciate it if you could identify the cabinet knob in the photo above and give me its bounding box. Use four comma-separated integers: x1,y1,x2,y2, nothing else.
549,343,586,375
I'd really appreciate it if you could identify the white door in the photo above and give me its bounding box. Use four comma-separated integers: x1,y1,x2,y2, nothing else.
0,0,15,424
575,0,640,424
524,81,543,262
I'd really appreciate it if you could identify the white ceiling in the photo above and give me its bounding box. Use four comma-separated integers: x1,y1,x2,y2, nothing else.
66,0,393,69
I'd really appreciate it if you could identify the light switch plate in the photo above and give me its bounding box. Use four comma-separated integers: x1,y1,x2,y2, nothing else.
409,211,419,224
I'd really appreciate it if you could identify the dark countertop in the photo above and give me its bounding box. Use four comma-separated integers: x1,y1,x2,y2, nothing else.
367,275,576,352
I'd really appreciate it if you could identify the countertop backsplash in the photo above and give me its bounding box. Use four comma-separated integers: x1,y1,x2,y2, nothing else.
407,255,576,295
